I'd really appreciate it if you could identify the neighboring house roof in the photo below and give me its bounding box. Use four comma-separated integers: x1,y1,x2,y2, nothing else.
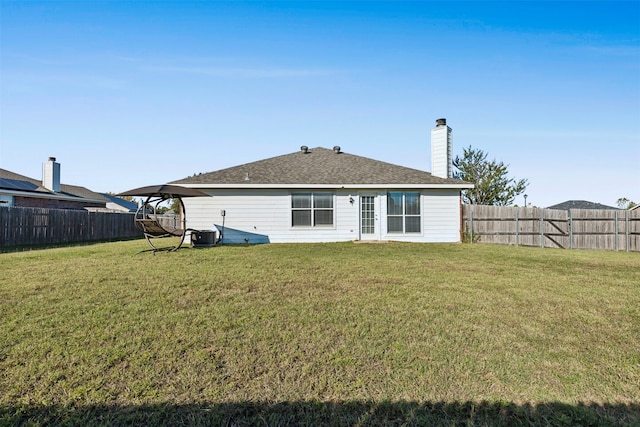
630,204,640,211
171,147,472,188
0,168,107,203
100,193,139,212
547,200,619,210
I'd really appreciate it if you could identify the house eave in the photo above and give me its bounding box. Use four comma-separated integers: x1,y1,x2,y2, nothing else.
0,189,106,204
179,183,474,190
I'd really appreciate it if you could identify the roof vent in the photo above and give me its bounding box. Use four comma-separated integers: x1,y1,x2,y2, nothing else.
436,118,447,127
333,146,341,154
300,146,309,154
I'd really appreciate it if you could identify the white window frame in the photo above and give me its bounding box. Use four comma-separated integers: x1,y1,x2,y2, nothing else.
387,191,421,234
291,192,335,228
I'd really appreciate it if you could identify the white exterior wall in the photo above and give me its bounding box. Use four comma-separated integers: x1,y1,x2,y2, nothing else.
375,189,461,243
183,188,462,244
421,189,462,242
183,189,360,244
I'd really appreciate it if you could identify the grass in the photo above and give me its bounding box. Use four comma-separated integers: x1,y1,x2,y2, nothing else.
1,240,639,426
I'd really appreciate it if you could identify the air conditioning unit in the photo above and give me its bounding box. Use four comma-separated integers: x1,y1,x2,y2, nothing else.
191,230,217,248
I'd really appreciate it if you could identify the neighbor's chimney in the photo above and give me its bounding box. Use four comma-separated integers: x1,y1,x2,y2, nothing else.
43,157,61,192
430,118,452,179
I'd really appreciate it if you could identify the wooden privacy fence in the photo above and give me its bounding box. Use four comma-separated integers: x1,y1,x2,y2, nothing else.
0,206,141,247
462,205,640,252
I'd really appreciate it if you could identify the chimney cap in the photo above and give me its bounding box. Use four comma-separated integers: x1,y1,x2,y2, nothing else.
435,118,447,127
48,157,57,162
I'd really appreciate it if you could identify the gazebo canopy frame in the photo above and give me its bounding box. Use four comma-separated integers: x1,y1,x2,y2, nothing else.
118,185,208,254
135,194,189,253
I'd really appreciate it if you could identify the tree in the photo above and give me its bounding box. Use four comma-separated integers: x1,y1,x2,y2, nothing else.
617,197,637,209
169,198,181,215
453,146,528,206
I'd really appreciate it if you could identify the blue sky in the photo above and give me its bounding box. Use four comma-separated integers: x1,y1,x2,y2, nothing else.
1,1,639,207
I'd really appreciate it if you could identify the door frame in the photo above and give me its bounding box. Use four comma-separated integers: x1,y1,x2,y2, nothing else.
359,193,380,240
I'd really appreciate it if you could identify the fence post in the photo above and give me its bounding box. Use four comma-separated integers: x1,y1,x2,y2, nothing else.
626,210,630,252
515,208,519,246
569,210,573,250
615,210,619,251
540,209,544,248
470,205,474,244
87,209,92,241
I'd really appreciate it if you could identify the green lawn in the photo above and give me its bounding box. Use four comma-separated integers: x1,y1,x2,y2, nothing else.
1,240,639,426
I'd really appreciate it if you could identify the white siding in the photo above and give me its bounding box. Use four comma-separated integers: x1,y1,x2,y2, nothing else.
430,126,453,179
183,188,461,244
422,190,462,242
183,189,360,244
377,190,461,243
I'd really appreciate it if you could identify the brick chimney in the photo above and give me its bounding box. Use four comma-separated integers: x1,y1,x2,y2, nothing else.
43,157,61,192
430,118,453,179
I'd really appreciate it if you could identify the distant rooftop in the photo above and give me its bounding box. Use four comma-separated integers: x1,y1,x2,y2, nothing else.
547,200,619,210
100,193,139,212
0,167,107,203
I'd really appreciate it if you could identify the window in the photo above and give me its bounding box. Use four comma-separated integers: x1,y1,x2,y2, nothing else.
387,192,421,233
292,193,334,227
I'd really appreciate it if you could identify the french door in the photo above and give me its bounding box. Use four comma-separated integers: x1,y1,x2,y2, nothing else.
360,194,379,240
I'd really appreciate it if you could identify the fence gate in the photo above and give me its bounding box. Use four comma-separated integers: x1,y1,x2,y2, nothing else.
463,205,639,252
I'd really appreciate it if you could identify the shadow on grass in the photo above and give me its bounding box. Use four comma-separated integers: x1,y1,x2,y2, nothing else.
0,237,143,254
2,400,638,426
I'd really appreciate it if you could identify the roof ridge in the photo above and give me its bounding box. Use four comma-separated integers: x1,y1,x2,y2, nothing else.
170,146,470,186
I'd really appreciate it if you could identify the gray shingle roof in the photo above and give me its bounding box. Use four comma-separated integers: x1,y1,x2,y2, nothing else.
100,193,139,211
171,147,469,186
0,168,107,202
547,200,619,210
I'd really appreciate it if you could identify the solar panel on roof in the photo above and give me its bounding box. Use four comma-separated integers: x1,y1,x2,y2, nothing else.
0,178,39,191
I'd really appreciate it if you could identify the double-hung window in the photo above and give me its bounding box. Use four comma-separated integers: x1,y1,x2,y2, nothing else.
291,193,334,227
387,192,421,233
